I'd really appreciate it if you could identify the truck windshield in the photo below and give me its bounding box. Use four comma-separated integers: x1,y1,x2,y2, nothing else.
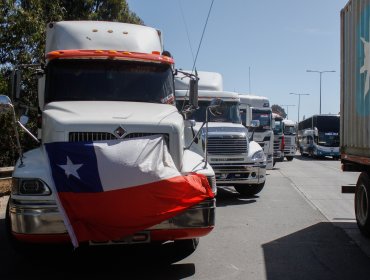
252,109,271,129
318,132,340,147
284,125,296,135
45,59,174,104
273,121,283,134
190,101,241,123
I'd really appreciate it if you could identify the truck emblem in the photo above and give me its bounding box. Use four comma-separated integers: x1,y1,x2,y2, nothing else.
114,126,126,138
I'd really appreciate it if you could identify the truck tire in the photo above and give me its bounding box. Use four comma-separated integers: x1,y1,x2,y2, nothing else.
355,172,370,237
234,182,265,197
286,156,294,161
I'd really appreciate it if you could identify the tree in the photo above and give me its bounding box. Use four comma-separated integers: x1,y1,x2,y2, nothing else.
0,0,143,167
271,104,287,119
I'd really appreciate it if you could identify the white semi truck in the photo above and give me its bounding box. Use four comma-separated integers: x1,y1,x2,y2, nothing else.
239,94,274,169
341,0,370,237
282,119,297,161
272,113,285,165
175,72,266,196
0,21,217,253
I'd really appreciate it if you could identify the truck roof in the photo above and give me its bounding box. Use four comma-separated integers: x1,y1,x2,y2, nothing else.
175,71,223,91
238,94,270,108
46,21,163,54
175,90,240,102
282,119,296,126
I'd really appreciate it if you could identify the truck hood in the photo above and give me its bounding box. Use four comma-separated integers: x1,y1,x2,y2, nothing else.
194,122,248,136
43,101,178,126
42,101,184,169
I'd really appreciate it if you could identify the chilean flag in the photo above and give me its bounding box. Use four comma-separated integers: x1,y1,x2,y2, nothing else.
45,135,213,247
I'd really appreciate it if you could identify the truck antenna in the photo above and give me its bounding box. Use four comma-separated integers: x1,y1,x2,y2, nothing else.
191,0,215,74
178,0,195,64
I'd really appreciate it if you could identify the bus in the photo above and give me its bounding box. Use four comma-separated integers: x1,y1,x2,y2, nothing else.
298,114,340,159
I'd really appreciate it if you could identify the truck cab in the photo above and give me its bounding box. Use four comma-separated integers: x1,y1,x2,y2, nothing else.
2,21,216,253
272,113,285,165
282,119,297,161
239,94,274,169
175,71,266,196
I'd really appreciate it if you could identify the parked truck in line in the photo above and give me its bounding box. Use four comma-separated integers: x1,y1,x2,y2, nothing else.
0,21,218,253
272,113,285,165
239,94,274,169
175,71,267,196
282,119,297,161
341,0,370,236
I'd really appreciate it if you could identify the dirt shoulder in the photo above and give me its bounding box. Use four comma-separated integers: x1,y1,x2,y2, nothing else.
0,178,11,197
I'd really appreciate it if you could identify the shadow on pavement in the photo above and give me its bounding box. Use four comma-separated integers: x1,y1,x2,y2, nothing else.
294,154,340,162
262,222,370,280
216,186,258,207
0,217,197,280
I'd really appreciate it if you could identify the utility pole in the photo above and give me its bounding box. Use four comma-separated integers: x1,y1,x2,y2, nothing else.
306,70,336,114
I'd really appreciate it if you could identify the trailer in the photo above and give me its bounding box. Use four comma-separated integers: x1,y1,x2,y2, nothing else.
341,0,370,236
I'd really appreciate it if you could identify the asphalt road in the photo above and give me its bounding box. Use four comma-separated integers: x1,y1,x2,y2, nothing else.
1,155,370,280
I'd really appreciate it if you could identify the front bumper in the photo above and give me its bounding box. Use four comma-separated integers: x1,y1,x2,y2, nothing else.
210,163,266,185
273,151,285,162
8,198,215,243
284,146,296,157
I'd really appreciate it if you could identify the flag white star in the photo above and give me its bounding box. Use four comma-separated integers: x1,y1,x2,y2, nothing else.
58,156,83,179
360,36,370,98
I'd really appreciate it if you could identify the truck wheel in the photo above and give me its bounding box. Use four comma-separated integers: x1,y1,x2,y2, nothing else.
286,156,294,161
234,182,265,197
173,238,199,256
355,172,370,237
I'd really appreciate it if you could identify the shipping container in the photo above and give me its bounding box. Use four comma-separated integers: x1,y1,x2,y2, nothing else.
341,0,370,237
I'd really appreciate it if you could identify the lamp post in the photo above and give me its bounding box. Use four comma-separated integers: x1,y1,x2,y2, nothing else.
306,70,336,114
289,93,310,123
280,104,295,119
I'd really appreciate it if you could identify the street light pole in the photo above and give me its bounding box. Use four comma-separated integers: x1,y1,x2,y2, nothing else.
280,104,295,119
306,70,336,115
289,93,310,123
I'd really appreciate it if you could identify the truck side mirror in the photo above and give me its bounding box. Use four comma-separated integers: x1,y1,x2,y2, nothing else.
314,127,318,137
0,95,13,114
189,78,198,108
12,69,22,100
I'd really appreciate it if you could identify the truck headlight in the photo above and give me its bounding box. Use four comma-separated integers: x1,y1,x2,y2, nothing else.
252,150,265,161
12,178,51,196
206,175,217,195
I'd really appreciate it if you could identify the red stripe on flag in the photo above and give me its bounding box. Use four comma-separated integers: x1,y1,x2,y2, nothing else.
58,173,214,243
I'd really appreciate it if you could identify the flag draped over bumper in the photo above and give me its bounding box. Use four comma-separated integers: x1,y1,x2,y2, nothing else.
45,135,213,247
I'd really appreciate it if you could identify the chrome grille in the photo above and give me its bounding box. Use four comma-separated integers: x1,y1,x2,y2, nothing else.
207,136,247,155
69,132,116,142
69,132,168,143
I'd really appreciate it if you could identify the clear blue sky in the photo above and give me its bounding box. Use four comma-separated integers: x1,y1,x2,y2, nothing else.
127,0,348,122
